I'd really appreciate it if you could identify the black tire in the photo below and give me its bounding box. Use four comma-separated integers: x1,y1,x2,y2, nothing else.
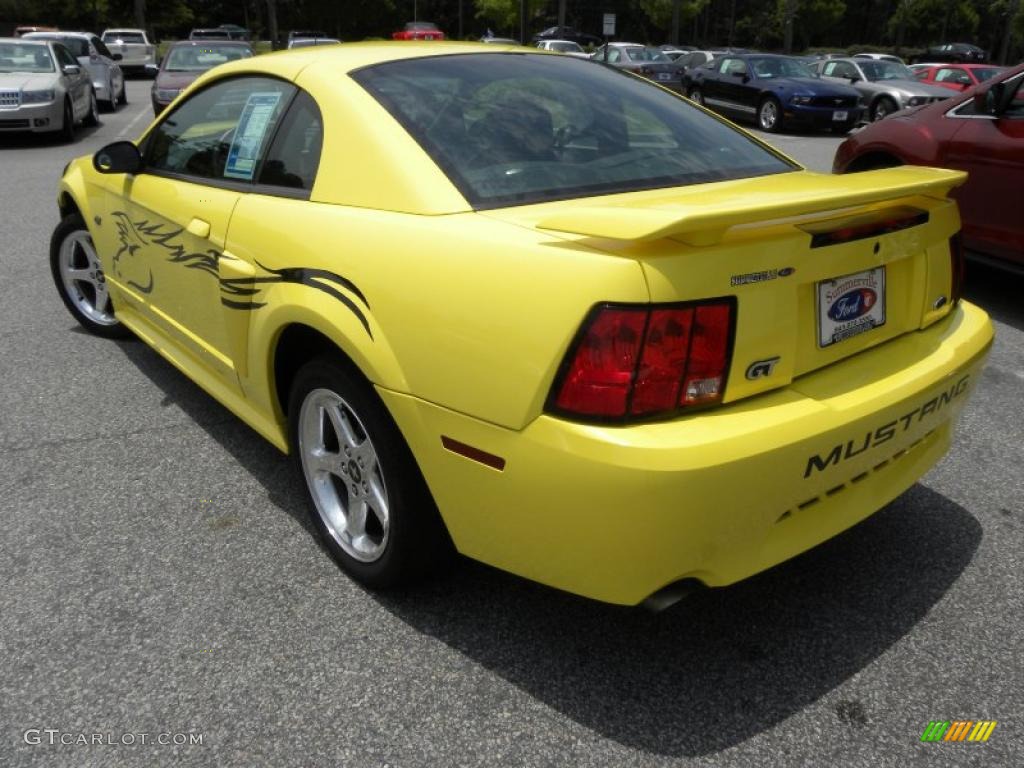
287,355,452,589
758,96,784,133
871,96,897,122
120,82,128,106
688,87,705,106
60,99,75,143
83,89,100,127
50,213,132,339
103,77,116,111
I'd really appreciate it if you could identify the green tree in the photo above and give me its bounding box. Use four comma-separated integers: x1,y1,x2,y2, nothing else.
475,0,546,34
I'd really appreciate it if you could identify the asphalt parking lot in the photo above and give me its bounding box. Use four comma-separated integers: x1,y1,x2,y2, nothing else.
1,80,1021,767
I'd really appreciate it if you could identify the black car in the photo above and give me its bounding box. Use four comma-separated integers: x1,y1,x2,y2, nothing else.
918,43,987,63
532,25,601,48
686,53,863,133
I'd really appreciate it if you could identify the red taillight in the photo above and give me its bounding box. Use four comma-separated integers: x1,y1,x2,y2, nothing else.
949,232,965,305
553,307,646,417
550,300,735,422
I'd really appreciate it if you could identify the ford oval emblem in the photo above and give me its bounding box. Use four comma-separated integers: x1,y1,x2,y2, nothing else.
828,288,877,322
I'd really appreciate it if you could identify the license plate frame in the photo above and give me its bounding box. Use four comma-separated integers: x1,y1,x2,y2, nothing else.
816,267,886,348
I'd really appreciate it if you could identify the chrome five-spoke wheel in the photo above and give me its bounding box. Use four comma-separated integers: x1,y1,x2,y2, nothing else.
287,356,452,589
59,231,116,326
50,213,131,339
299,388,390,563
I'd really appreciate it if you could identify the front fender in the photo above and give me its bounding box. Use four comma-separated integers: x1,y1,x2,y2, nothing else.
56,156,101,223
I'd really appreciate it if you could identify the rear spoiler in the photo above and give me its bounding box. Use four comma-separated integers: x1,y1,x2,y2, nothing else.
536,167,966,246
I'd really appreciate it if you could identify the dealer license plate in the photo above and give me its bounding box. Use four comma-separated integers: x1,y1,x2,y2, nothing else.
832,110,848,121
817,267,886,347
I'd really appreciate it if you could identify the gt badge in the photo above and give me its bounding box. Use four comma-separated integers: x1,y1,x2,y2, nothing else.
746,357,780,380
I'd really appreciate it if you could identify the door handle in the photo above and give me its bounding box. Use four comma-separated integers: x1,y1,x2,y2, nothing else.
187,217,210,238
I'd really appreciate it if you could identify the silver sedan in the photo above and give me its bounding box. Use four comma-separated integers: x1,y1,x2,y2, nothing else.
22,31,125,109
0,37,98,140
816,57,950,121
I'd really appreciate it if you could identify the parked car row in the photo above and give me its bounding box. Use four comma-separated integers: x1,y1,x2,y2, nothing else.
21,31,126,108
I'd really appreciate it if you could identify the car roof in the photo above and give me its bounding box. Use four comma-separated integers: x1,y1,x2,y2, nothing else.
140,43,622,214
103,28,145,33
0,36,51,45
22,31,92,40
168,39,252,48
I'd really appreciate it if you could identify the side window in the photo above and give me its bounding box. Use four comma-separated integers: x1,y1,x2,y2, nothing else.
258,91,323,191
1005,76,1024,118
146,77,295,182
54,44,78,68
93,37,114,59
914,68,929,80
608,49,620,63
724,59,747,77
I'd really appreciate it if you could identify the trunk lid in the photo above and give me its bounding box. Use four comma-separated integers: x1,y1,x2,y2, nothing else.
483,167,966,404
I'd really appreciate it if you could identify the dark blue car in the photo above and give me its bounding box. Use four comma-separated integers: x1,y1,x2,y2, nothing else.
685,53,863,134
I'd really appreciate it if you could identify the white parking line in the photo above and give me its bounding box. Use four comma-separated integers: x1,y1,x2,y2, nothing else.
117,106,152,139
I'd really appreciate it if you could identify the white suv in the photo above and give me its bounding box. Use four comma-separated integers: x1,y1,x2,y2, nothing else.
101,28,157,76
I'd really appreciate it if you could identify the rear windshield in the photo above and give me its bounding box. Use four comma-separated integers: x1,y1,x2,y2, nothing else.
164,45,251,71
353,53,795,208
104,32,145,44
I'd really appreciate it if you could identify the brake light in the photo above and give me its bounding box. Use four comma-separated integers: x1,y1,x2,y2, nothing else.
949,232,965,305
550,299,735,422
803,207,929,248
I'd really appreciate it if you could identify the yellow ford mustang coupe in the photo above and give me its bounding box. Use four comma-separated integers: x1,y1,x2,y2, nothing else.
51,43,993,606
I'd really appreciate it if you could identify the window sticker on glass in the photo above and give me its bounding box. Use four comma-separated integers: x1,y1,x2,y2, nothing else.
224,92,283,181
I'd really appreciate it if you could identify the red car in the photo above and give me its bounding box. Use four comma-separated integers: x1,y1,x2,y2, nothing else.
392,22,445,41
912,63,1006,92
834,63,1024,270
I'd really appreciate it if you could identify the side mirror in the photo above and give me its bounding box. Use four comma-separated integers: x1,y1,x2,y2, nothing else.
112,53,123,61
61,64,81,76
847,75,861,83
93,141,143,174
973,82,1006,115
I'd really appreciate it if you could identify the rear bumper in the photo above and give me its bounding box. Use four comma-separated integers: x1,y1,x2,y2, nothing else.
785,103,864,129
382,301,993,605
